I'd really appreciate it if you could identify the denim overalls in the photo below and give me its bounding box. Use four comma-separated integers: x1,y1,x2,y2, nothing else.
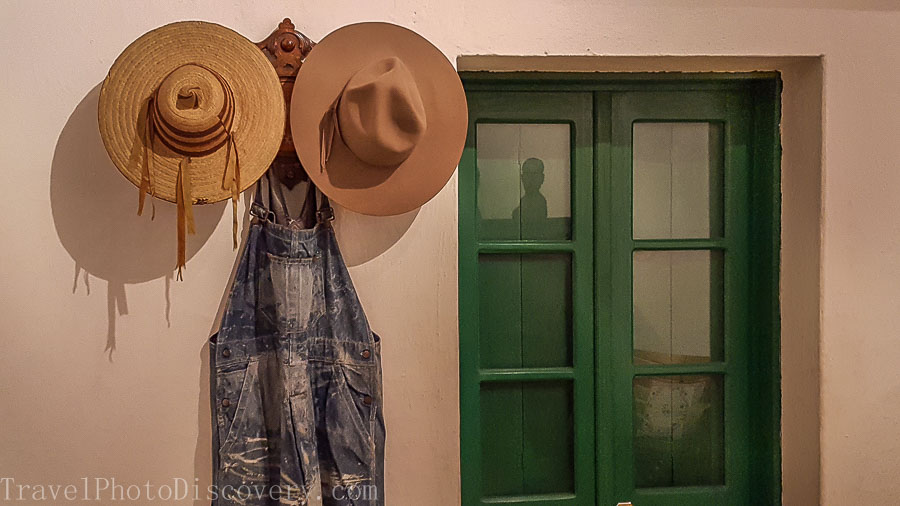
210,173,385,505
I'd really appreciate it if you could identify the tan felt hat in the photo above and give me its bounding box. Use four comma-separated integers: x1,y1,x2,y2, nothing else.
291,22,467,216
98,21,284,277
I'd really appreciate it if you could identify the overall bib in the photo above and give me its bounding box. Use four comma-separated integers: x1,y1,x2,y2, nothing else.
210,173,385,505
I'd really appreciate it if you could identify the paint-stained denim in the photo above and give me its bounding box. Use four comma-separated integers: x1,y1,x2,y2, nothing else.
210,210,385,505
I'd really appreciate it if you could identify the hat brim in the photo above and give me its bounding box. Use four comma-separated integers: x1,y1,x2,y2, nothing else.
99,21,284,204
291,22,467,216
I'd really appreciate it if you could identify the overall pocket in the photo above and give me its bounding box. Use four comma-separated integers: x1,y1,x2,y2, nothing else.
263,253,324,333
216,360,265,453
215,361,271,481
326,362,378,477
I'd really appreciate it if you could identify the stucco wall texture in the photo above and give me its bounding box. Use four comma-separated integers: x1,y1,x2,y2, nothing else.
1,1,898,504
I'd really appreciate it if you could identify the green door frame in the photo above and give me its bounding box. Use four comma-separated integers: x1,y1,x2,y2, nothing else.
459,73,782,506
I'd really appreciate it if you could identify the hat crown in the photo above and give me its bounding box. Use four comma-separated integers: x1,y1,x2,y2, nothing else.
337,57,427,167
153,64,234,154
99,20,284,206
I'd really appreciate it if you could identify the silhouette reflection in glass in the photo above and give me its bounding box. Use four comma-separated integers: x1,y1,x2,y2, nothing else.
513,157,567,240
477,156,571,240
512,157,548,223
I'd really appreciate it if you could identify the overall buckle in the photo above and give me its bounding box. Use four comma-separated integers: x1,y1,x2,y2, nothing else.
316,207,335,223
249,202,276,224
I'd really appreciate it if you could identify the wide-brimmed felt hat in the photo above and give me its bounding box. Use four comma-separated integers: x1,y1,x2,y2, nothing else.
290,22,467,216
98,21,284,277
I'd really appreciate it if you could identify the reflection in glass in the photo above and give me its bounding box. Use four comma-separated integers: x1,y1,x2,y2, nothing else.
476,123,571,240
481,381,574,496
512,157,548,225
633,375,724,488
633,122,724,239
633,250,723,365
478,254,572,368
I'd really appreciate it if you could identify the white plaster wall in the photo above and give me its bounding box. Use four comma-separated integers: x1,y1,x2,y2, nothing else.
1,1,898,504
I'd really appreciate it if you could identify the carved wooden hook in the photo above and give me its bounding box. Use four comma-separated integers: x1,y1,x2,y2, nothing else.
256,18,315,189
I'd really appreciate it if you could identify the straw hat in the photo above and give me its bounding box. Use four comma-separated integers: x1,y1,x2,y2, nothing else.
98,21,284,276
290,22,467,216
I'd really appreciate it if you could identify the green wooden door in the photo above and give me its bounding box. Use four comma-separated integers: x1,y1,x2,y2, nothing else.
459,77,781,506
459,91,596,505
607,90,751,505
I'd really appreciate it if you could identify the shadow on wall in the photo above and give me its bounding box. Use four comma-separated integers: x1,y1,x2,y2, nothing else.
50,83,223,359
194,339,213,506
50,82,420,500
50,84,421,356
333,204,419,268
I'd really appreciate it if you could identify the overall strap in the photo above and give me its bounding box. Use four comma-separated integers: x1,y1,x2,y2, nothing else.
249,170,276,223
250,169,334,227
315,190,335,225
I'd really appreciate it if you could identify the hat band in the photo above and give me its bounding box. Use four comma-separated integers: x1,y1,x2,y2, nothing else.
318,83,346,173
150,70,236,157
136,63,242,280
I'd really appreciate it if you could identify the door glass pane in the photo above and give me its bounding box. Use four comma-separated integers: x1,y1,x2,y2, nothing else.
633,250,724,364
481,381,574,497
479,254,572,368
476,123,571,240
633,375,725,487
633,122,724,239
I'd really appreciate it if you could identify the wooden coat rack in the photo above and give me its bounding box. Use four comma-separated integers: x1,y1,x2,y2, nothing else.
255,18,315,189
